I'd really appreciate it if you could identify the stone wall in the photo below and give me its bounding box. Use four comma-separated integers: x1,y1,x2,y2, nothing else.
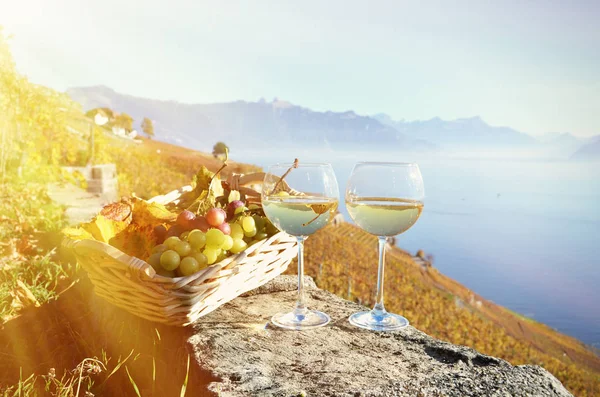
63,164,118,202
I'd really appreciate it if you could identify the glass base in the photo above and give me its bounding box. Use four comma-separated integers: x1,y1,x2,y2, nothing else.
271,309,330,330
349,310,409,331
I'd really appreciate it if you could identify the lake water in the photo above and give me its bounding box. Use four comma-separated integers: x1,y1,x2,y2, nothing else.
228,144,600,348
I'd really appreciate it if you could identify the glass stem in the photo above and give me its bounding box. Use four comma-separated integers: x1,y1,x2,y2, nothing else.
373,236,387,315
294,236,308,316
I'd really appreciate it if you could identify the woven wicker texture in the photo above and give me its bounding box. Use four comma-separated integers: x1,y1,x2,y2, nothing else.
64,174,297,326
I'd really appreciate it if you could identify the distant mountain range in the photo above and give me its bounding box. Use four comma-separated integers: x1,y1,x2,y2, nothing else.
67,86,597,158
67,86,404,150
571,136,600,161
373,113,536,146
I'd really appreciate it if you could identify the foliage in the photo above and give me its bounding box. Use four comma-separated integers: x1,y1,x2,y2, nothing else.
85,107,114,121
212,141,229,157
105,138,258,199
0,29,111,183
64,199,178,261
0,181,77,322
113,112,133,132
141,117,154,138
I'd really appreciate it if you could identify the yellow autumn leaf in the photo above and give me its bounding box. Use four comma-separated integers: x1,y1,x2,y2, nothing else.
192,166,214,193
82,215,130,243
109,223,157,261
131,199,177,227
62,226,94,241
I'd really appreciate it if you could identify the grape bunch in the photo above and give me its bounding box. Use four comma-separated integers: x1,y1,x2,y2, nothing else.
148,200,279,277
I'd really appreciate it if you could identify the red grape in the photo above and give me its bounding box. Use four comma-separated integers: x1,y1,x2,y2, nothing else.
189,216,210,232
206,208,226,227
177,210,196,229
154,224,167,243
166,224,185,238
227,200,245,219
217,222,231,235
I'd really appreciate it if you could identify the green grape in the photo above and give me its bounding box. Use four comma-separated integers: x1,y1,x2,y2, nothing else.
206,228,225,248
203,248,219,265
160,250,181,271
242,216,256,233
152,244,168,254
180,256,201,276
191,252,208,267
221,235,234,251
230,238,248,254
148,253,162,270
180,231,190,240
216,251,227,262
252,215,266,231
164,236,180,250
188,230,207,250
230,223,244,240
244,228,257,238
265,219,279,235
254,232,268,241
174,241,192,257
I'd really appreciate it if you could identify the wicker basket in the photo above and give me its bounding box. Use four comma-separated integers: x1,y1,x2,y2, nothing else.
63,174,297,326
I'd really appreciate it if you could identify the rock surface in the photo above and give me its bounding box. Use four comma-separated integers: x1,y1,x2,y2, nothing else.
189,276,572,397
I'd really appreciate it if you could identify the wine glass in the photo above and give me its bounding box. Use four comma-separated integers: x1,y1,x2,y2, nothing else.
262,162,339,330
345,162,424,331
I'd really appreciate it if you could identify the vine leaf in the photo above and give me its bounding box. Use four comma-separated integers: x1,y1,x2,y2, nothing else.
177,166,225,214
302,202,335,227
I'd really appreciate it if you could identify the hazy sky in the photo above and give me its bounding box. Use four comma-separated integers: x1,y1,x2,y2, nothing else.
1,0,599,136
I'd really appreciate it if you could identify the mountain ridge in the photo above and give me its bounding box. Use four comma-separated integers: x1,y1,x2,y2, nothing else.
68,86,588,154
373,112,536,146
571,139,600,160
68,85,408,150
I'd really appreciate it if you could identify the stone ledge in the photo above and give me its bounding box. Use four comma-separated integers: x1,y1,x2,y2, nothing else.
189,276,571,397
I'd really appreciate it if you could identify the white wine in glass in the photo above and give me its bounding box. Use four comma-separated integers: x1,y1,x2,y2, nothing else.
346,162,424,331
262,162,339,330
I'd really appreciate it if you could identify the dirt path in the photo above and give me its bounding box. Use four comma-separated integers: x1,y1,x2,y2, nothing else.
47,183,108,225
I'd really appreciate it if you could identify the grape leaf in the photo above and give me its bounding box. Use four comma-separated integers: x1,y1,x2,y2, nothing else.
185,168,224,215
82,215,130,243
175,166,224,213
191,166,214,193
132,199,177,226
100,199,133,222
302,202,337,226
309,204,329,215
109,223,157,261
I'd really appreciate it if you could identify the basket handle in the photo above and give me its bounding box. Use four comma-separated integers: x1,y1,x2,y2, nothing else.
226,172,265,197
226,172,296,198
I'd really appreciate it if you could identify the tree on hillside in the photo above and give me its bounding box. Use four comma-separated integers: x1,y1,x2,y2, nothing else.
113,113,133,132
141,117,154,139
212,141,229,159
85,107,114,121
